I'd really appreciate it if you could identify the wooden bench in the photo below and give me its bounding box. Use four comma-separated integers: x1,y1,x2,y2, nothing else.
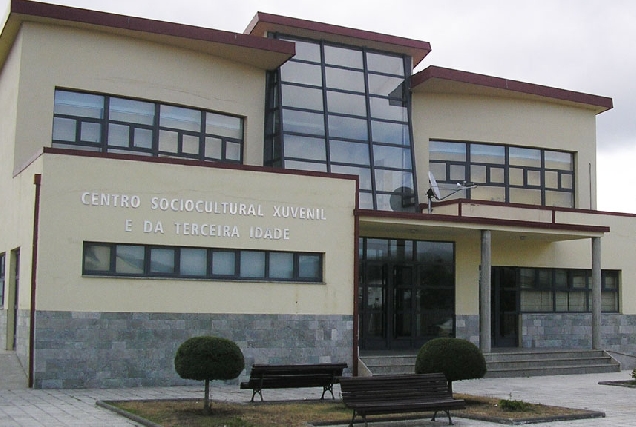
240,362,348,402
339,373,466,426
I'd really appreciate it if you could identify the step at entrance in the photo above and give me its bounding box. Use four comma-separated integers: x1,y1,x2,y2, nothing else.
484,349,621,378
360,349,621,378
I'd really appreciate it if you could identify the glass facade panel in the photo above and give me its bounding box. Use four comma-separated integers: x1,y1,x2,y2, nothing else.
280,61,323,86
83,244,111,272
270,36,415,211
285,135,326,161
241,251,266,278
212,251,235,276
150,248,175,274
269,252,294,279
471,186,505,202
324,45,363,68
329,140,370,165
366,52,404,74
429,141,466,161
284,110,325,136
54,90,103,118
180,248,207,276
509,187,541,205
115,245,144,275
369,97,407,121
160,105,200,132
206,113,243,139
372,145,411,170
327,91,367,116
110,97,154,125
324,67,366,92
299,254,321,279
471,144,505,164
371,121,410,145
367,74,405,96
53,90,243,163
328,115,368,140
509,147,541,167
282,84,324,110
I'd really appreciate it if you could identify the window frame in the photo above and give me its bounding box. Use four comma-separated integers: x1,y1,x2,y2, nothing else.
429,140,575,208
82,242,323,283
52,89,244,164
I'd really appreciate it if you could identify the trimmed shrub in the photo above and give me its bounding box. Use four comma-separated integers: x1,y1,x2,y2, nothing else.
415,338,486,392
175,336,245,412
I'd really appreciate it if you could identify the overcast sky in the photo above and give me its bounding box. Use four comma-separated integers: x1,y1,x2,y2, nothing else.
7,0,636,212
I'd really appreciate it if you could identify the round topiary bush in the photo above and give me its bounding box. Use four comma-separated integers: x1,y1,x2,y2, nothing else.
415,338,486,392
175,336,245,412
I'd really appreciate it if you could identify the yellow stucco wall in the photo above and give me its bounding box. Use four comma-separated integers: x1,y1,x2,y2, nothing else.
13,22,268,171
35,153,356,315
412,93,598,210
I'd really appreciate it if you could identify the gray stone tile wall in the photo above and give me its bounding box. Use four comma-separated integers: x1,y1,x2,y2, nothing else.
33,311,354,389
522,313,636,351
455,315,479,345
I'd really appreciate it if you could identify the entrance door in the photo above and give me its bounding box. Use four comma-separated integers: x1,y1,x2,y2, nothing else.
359,262,416,350
491,267,518,348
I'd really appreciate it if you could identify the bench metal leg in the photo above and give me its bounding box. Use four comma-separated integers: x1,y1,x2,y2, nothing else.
250,388,263,402
321,384,335,400
431,409,454,425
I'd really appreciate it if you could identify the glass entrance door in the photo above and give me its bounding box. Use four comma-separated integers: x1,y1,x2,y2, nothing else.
359,238,456,351
492,267,519,348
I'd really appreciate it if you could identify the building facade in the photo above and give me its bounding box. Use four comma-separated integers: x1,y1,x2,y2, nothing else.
0,0,634,389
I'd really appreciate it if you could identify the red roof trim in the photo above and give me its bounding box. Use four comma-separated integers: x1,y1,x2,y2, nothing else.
10,0,295,56
245,11,431,64
412,65,613,112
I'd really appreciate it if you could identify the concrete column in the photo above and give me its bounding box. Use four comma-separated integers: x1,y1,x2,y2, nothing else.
592,237,602,349
479,230,492,353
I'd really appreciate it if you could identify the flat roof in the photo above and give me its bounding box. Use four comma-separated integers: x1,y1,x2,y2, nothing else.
412,65,613,114
245,11,432,67
0,0,295,70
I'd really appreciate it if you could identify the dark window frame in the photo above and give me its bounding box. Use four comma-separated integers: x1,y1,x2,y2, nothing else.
52,89,244,164
265,34,417,212
82,242,323,283
429,140,575,208
516,267,619,313
0,253,4,307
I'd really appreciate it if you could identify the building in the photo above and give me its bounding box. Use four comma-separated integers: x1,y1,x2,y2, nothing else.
0,0,634,389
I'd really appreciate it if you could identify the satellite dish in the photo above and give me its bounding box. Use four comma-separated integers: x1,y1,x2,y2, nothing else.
389,186,415,212
428,171,441,199
426,170,477,213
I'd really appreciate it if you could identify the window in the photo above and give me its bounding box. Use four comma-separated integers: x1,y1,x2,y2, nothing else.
265,35,416,212
0,253,4,307
53,90,244,163
82,242,322,282
429,140,574,208
516,268,619,313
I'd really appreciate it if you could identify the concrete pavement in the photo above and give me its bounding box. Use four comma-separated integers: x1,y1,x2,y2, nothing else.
1,356,635,426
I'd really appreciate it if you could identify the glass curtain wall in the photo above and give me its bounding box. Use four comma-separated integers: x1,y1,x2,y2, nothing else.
265,35,417,211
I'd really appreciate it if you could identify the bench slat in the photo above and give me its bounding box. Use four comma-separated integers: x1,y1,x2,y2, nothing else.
339,373,465,426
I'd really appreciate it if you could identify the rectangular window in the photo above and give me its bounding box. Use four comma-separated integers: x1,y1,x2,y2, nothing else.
52,89,243,164
83,242,322,282
429,140,575,208
515,267,618,313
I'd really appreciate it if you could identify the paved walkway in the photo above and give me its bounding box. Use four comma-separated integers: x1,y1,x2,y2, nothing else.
1,359,635,426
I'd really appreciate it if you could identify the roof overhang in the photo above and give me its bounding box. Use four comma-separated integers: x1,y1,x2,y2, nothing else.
245,11,431,67
412,65,613,114
0,0,295,71
357,204,609,244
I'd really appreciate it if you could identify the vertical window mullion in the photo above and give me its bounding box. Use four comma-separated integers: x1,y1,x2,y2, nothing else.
152,104,160,154
102,96,110,152
199,111,206,161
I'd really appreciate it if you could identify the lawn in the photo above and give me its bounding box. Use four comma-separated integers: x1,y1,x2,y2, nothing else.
106,394,603,427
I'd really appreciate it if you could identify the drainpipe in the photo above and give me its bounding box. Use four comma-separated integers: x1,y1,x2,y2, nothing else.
28,174,41,388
